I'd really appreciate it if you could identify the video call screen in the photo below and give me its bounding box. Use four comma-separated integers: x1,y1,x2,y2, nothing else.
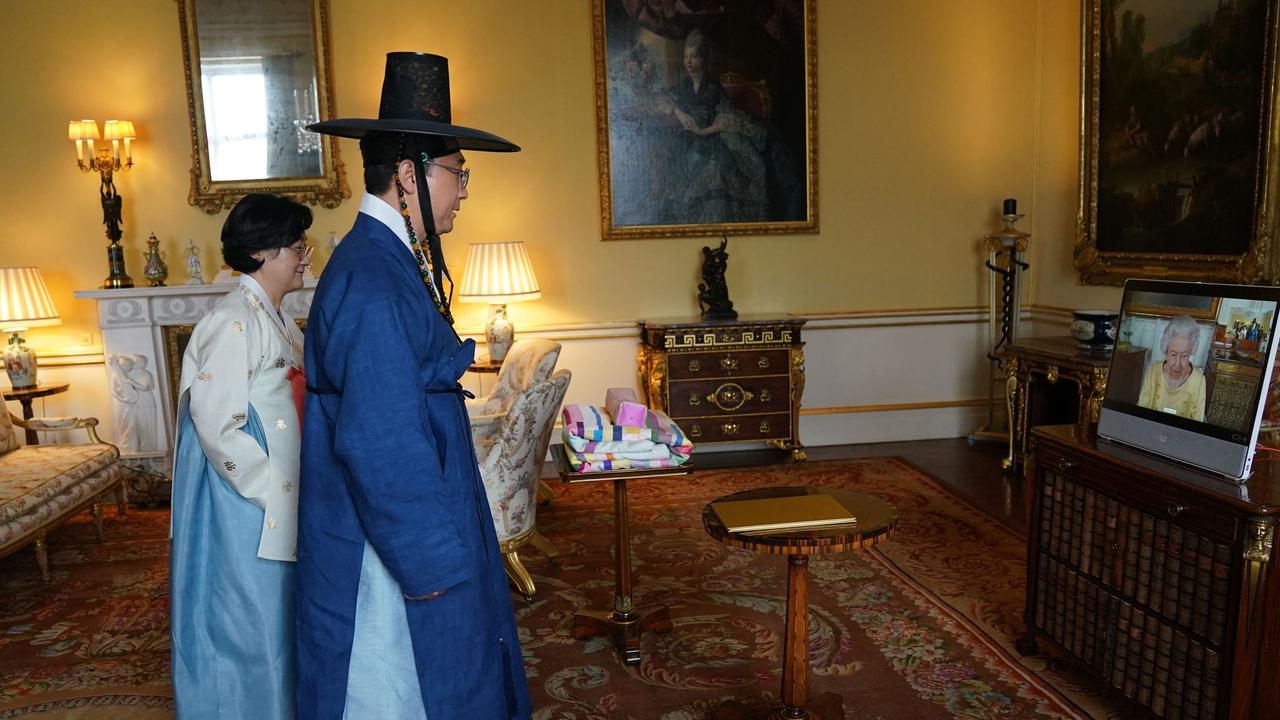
1104,290,1279,437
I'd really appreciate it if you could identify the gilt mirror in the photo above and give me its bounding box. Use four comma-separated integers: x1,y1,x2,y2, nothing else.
178,0,348,213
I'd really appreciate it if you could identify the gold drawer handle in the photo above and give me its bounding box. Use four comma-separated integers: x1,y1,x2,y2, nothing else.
1057,459,1076,473
1167,503,1184,517
760,420,770,433
689,359,701,372
721,422,740,436
760,389,772,403
689,423,703,438
706,383,753,412
689,393,701,406
758,356,770,369
720,357,739,372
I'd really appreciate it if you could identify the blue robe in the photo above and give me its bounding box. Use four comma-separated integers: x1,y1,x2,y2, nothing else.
297,213,532,719
170,399,297,720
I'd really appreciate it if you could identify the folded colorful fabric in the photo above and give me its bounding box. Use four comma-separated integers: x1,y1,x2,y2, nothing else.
564,450,686,472
560,432,671,461
561,403,692,458
560,403,694,472
563,433,658,454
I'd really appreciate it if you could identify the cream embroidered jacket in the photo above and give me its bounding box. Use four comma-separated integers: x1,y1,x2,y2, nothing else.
178,279,304,561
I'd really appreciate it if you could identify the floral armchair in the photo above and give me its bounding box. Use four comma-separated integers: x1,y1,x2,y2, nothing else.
467,338,562,502
0,408,128,582
474,369,571,600
465,339,562,421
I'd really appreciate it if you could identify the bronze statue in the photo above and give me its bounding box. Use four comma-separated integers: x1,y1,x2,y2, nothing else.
697,238,737,320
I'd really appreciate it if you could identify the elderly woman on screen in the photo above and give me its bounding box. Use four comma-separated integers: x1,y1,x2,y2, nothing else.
1138,314,1207,422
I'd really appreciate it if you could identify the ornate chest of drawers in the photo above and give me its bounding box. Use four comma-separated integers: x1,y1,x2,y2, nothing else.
637,317,806,460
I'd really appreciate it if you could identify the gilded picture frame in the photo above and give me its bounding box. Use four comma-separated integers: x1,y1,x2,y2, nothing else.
1074,0,1280,285
177,0,349,214
590,0,817,240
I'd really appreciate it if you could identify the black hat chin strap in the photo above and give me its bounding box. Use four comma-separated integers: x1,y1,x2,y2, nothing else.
412,156,453,312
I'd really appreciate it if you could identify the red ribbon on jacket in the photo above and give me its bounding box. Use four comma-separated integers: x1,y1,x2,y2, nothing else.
286,366,306,426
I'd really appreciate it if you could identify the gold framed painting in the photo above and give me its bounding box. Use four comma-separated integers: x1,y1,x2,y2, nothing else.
1074,0,1280,285
590,0,817,240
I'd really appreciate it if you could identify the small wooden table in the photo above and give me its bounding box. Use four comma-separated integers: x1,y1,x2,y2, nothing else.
3,383,70,445
703,486,898,720
467,355,504,374
555,449,694,665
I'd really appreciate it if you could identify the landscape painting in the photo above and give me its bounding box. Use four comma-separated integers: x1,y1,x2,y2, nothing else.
1075,0,1280,284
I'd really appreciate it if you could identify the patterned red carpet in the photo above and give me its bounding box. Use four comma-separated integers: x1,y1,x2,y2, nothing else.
0,458,1129,719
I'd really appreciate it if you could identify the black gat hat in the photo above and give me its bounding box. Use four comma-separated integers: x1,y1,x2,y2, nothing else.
307,52,519,153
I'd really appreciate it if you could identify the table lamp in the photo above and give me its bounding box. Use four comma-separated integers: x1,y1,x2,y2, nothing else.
0,267,62,389
458,242,541,362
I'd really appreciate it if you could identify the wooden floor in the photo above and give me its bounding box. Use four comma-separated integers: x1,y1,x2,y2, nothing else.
694,436,1026,536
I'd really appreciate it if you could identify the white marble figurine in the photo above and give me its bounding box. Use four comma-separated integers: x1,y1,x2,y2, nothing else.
185,239,206,285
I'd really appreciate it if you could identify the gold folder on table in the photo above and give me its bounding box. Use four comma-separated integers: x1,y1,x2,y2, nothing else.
711,494,857,534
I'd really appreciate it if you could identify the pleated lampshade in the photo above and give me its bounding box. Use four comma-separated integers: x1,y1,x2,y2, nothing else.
0,267,61,330
458,242,542,304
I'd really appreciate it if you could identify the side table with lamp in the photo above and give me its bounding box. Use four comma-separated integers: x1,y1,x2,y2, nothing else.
457,241,541,363
0,267,66,445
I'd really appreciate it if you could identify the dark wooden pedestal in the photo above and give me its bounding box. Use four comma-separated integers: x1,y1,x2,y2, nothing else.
703,487,898,719
556,452,692,665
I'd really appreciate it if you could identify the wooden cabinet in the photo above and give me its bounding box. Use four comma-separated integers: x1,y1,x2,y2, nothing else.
1006,337,1111,473
1022,425,1280,719
637,317,806,460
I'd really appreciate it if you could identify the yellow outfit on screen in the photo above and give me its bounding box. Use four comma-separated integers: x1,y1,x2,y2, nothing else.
1137,362,1206,422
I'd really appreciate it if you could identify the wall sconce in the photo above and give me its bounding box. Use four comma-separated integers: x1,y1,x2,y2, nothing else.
69,118,137,288
458,242,541,363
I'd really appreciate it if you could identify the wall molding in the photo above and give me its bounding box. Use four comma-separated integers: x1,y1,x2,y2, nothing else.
43,302,1015,445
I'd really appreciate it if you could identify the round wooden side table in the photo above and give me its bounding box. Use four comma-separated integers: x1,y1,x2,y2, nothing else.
467,356,504,374
703,486,898,720
3,383,70,445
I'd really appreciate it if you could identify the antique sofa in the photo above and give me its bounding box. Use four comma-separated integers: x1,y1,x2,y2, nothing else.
0,407,128,582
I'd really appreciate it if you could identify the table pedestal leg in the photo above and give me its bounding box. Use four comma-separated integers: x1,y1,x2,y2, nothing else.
20,398,37,446
712,555,843,720
572,476,671,665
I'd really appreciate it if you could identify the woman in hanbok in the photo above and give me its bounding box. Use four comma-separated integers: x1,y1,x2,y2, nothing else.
170,192,312,720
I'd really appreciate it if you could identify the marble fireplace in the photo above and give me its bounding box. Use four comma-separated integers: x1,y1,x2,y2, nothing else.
75,279,315,500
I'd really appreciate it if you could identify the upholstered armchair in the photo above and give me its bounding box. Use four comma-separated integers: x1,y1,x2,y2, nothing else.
467,338,562,501
474,369,571,600
466,338,562,421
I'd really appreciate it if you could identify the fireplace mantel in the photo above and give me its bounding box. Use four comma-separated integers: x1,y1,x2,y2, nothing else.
75,280,315,498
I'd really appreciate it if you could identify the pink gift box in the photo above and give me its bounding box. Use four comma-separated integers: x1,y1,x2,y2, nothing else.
605,387,648,427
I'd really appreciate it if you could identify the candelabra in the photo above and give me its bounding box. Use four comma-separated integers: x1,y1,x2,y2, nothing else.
69,119,137,289
970,198,1030,460
293,88,321,155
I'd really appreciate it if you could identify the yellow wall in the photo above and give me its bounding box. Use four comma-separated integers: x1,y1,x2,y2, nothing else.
1027,0,1125,314
0,0,1093,354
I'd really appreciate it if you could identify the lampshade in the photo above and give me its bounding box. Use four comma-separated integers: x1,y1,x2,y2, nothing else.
458,242,542,303
0,267,61,330
67,119,99,141
103,119,135,140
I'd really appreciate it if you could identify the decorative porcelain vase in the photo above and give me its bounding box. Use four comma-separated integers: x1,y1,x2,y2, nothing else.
4,332,38,389
1070,310,1119,351
486,304,514,362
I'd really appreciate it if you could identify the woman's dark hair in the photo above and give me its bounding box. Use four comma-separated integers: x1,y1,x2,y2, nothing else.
221,193,313,273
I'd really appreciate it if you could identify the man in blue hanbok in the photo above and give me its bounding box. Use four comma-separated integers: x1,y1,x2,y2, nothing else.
298,52,530,719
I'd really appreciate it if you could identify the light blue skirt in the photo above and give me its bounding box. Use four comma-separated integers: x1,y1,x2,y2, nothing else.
170,399,296,720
